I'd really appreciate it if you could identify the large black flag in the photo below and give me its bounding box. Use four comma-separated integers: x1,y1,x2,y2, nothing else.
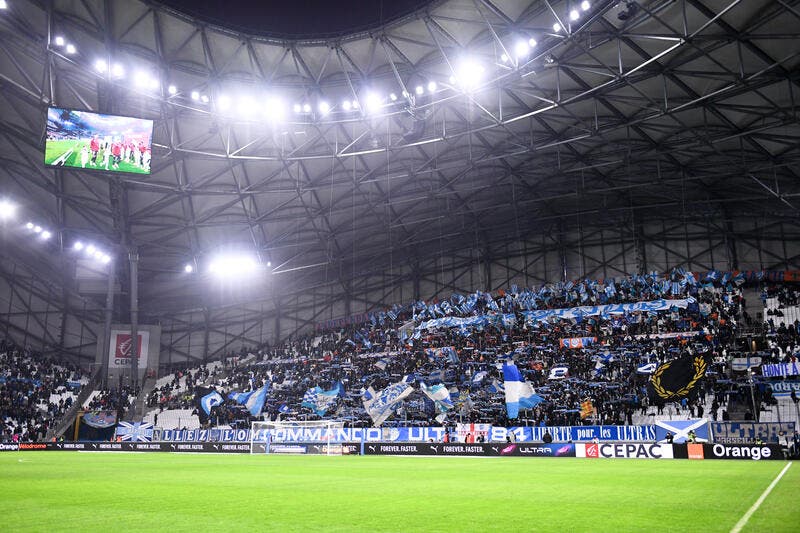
648,355,707,403
194,386,224,424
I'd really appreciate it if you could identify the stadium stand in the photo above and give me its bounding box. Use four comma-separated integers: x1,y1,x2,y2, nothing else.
142,271,800,435
0,339,88,442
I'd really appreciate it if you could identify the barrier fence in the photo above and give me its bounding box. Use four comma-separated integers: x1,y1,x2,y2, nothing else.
0,441,787,460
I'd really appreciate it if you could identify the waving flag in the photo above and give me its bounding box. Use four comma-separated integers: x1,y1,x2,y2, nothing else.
472,371,488,384
302,383,342,416
488,378,505,393
502,361,544,419
228,384,269,416
421,382,454,423
580,399,594,420
195,388,224,423
363,375,415,427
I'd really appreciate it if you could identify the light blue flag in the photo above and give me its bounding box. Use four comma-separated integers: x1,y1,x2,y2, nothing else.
502,361,544,419
228,384,269,416
488,378,505,393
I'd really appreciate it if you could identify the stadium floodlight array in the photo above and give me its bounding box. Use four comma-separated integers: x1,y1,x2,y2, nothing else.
250,420,346,456
74,241,112,264
208,254,259,278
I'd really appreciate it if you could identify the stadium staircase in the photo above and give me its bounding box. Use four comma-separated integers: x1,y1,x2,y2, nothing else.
126,374,155,422
45,365,103,440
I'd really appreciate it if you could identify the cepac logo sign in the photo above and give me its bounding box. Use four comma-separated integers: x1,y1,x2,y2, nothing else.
108,329,149,368
586,443,599,458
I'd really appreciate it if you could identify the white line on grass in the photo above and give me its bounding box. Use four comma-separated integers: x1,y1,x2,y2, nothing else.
730,461,792,533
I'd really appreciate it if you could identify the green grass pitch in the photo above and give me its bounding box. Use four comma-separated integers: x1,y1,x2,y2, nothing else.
0,452,796,532
44,140,149,174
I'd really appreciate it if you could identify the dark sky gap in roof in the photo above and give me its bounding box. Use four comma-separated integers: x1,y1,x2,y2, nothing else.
160,0,435,38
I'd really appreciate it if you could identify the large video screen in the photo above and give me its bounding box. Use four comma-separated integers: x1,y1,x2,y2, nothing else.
45,107,153,175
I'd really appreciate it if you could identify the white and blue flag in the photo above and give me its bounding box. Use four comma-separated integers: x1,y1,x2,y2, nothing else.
502,361,544,419
420,382,453,423
302,383,343,416
200,390,224,416
115,421,153,442
363,375,415,427
488,378,505,393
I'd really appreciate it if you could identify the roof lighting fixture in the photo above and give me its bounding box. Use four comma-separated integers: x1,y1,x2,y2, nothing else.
54,36,65,47
302,103,311,113
168,85,177,95
201,94,209,104
26,222,34,230
41,230,52,240
515,41,530,59
581,1,591,11
553,22,562,32
184,264,194,273
95,59,108,73
389,93,397,101
191,90,200,101
427,81,437,92
318,101,330,115
415,85,424,95
111,63,124,78
65,43,76,54
529,38,538,47
293,103,302,113
217,95,231,112
570,9,580,21
73,241,84,251
342,100,351,111
0,199,15,220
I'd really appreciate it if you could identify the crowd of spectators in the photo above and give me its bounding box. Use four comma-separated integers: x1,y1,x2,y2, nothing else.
148,270,797,430
0,339,86,442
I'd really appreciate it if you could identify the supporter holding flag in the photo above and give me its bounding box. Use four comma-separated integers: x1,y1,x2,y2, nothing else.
502,361,544,419
227,383,269,416
195,387,224,424
363,375,415,426
420,382,453,423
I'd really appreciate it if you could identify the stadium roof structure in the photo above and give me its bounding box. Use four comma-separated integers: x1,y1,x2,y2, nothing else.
0,0,799,364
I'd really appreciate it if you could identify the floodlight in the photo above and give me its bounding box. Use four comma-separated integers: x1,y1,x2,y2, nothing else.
342,100,351,111
352,100,359,109
93,251,103,260
0,0,7,9
318,101,330,115
427,81,437,92
553,22,562,32
26,222,34,229
184,264,194,273
501,53,509,63
54,36,65,47
65,44,76,54
515,41,530,59
147,77,159,90
237,97,256,116
41,230,52,240
266,261,271,267
86,244,96,255
111,63,124,78
101,255,111,264
217,95,231,111
263,97,285,121
581,1,591,11
73,241,84,251
389,93,397,101
208,254,259,278
201,94,209,103
415,85,424,95
454,59,485,89
191,90,200,101
95,59,108,73
570,9,580,21
529,38,537,47
134,71,149,88
168,85,177,95
293,103,302,113
0,199,15,220
303,103,311,113
365,93,381,112
33,225,42,233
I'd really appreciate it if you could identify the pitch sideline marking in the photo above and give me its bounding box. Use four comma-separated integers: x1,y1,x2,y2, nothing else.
730,461,792,533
